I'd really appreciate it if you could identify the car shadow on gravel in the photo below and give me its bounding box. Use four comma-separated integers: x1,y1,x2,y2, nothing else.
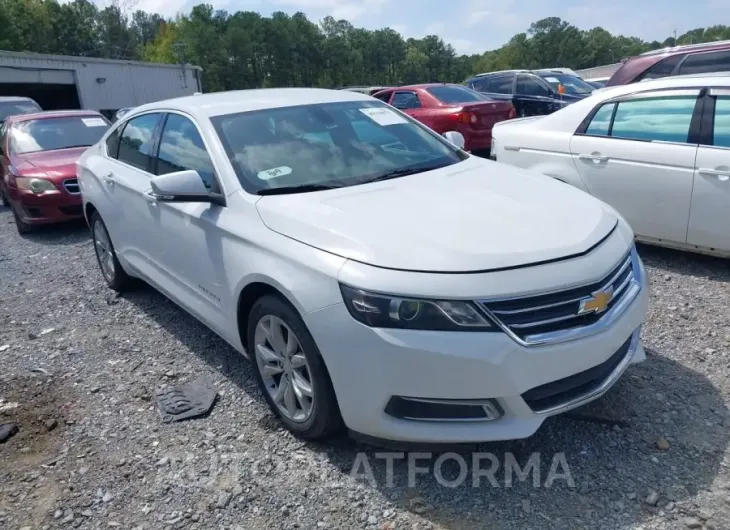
637,243,730,281
316,350,729,530
20,219,89,246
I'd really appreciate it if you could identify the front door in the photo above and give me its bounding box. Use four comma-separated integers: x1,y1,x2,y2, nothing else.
570,90,701,244
687,89,730,252
515,75,556,117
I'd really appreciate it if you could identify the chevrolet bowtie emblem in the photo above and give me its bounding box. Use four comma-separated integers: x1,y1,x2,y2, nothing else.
578,287,614,315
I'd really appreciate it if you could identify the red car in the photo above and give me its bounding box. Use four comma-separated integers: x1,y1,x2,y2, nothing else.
606,40,730,86
372,84,515,154
1,110,110,233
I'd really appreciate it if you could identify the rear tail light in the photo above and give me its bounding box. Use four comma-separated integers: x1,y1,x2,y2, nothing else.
451,112,477,124
508,107,517,120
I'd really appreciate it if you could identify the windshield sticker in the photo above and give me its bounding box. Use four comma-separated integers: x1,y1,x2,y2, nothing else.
82,117,107,127
359,107,407,126
545,77,560,83
257,166,292,181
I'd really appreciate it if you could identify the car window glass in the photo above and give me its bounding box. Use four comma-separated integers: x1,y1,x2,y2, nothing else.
516,75,551,97
156,114,216,189
679,51,730,75
714,96,730,148
0,100,41,122
490,75,514,94
117,113,161,172
391,92,421,110
427,86,484,103
585,103,615,136
610,96,696,143
0,121,7,153
471,78,489,92
373,92,391,102
105,127,121,158
640,54,685,80
9,116,110,154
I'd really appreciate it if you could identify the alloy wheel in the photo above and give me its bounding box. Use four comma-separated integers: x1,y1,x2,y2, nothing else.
93,220,116,283
254,314,314,422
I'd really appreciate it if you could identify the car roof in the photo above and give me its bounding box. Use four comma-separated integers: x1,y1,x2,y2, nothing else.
7,109,104,124
380,83,464,91
0,96,37,103
639,39,730,57
131,88,373,119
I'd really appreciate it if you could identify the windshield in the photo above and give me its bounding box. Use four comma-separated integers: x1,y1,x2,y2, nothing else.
0,100,41,123
211,100,467,194
426,85,486,103
538,73,595,95
10,115,110,154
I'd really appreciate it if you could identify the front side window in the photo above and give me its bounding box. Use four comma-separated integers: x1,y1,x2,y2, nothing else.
714,97,730,148
470,78,489,92
427,85,485,103
539,73,594,95
678,51,730,76
211,101,467,194
391,92,421,110
0,100,41,123
516,75,551,97
584,103,616,136
117,113,161,172
9,115,110,155
610,96,697,143
156,114,216,189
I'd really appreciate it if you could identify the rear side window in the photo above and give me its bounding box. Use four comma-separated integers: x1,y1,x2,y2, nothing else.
117,113,161,172
639,54,685,80
156,114,216,189
490,75,514,94
611,96,697,143
516,75,551,97
678,51,730,76
427,85,483,103
373,92,391,102
585,103,616,136
714,97,730,148
391,92,422,110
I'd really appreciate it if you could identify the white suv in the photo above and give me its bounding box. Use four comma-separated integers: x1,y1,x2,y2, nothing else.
78,88,648,444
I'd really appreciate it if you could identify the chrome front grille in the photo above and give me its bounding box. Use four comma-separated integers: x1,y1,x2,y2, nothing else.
478,250,640,346
63,178,80,194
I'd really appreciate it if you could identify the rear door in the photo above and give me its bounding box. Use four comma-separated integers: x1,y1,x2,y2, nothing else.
687,88,730,252
515,74,556,117
570,89,701,244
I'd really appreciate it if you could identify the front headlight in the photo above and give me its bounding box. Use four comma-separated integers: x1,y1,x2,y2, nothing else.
16,177,57,193
340,284,495,331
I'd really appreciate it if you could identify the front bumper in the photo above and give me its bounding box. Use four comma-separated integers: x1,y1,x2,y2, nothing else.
10,188,83,225
304,248,648,444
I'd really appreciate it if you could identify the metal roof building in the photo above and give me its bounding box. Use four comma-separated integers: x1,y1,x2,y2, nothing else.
575,63,623,82
0,50,202,118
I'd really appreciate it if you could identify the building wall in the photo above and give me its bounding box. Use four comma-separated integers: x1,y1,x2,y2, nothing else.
0,51,201,111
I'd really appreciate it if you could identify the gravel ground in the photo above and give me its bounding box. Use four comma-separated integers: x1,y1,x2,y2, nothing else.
1,205,730,530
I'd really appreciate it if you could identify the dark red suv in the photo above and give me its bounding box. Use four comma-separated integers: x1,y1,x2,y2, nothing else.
606,40,730,86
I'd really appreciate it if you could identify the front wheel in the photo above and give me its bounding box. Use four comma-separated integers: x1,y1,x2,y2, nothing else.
12,206,32,234
91,212,132,292
1,189,9,208
247,295,343,440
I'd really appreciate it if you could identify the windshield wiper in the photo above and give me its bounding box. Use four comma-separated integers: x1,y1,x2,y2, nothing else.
257,183,342,196
362,165,445,184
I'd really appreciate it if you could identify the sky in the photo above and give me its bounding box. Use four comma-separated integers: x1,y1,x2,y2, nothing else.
125,0,729,55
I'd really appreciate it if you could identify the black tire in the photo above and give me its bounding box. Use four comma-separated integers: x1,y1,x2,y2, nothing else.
1,189,9,208
247,295,343,440
12,206,32,234
90,212,133,292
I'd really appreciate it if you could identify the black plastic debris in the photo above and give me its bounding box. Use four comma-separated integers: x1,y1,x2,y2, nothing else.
155,377,217,423
0,423,19,443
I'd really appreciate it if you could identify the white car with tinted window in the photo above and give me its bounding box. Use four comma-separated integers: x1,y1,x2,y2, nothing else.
78,88,648,443
492,74,730,257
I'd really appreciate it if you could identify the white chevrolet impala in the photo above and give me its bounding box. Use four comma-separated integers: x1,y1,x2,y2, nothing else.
78,88,648,443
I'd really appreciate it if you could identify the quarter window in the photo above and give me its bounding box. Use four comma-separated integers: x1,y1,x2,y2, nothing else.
117,113,161,172
156,114,216,189
714,97,730,148
391,92,421,110
639,54,685,80
585,103,616,136
610,96,696,143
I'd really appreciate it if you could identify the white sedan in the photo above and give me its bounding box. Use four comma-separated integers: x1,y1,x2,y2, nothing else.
78,88,648,444
492,74,730,257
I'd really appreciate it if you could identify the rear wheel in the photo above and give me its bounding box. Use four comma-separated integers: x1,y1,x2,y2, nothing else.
91,212,132,292
247,295,343,440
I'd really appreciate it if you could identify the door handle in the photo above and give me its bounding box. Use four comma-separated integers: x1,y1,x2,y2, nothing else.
698,168,730,181
101,171,114,186
578,153,609,163
144,192,158,205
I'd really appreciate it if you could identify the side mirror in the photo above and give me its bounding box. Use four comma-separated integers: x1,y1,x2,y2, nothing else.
443,131,466,150
150,170,224,206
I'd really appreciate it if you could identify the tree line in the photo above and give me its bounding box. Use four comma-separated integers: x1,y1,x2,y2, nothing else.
1,0,729,92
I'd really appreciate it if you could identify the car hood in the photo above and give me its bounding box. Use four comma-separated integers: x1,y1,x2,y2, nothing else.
255,158,618,272
12,147,88,180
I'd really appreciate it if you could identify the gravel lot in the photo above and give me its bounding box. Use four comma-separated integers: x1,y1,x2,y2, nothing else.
1,204,730,530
